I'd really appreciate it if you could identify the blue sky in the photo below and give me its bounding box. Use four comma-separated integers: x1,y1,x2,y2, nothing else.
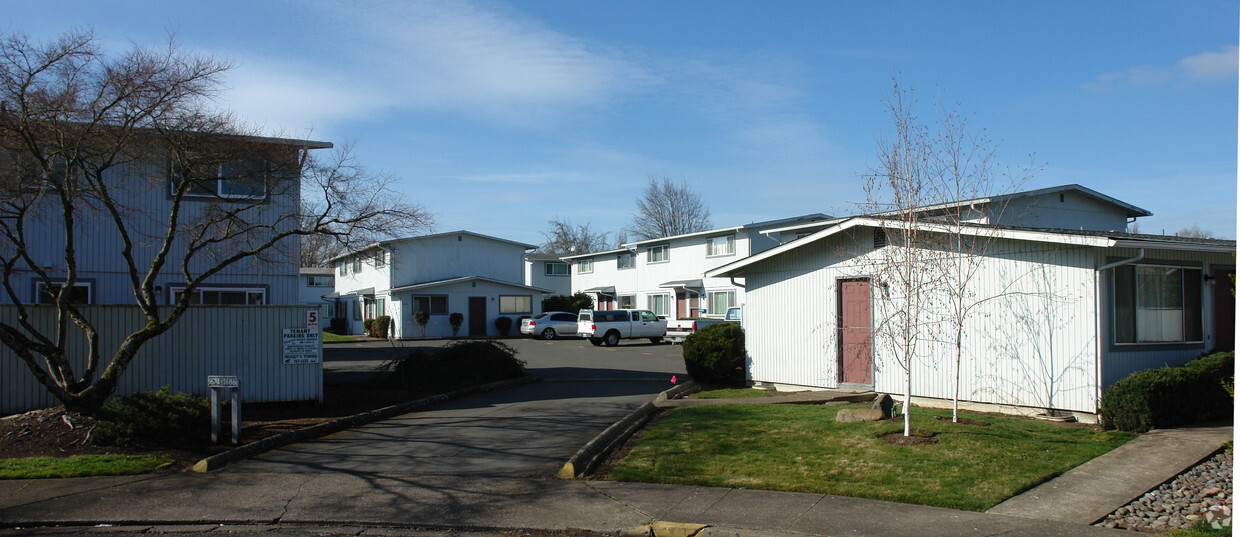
5,0,1237,242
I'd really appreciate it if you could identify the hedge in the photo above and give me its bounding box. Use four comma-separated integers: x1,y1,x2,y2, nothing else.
682,322,746,386
1100,351,1234,432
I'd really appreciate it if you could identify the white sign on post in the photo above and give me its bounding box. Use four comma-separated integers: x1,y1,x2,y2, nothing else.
283,328,321,364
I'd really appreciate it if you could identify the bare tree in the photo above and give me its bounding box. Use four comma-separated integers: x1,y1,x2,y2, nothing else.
627,176,712,240
538,217,610,255
1176,224,1215,239
0,30,431,412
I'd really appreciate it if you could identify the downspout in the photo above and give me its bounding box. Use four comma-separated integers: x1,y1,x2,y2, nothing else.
1094,248,1144,419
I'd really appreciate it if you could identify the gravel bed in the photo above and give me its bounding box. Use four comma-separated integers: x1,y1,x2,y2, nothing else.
1094,448,1232,532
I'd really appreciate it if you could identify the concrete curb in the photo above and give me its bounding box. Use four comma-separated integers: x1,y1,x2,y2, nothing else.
191,375,539,472
557,381,698,479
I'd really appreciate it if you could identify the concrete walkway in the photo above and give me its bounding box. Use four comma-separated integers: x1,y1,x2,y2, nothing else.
988,423,1233,524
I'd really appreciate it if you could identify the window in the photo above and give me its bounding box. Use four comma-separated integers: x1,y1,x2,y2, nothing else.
308,275,334,287
173,287,266,305
647,245,669,263
413,296,449,315
545,262,568,276
1114,264,1203,344
578,259,594,274
177,158,268,200
617,253,636,270
618,295,635,309
352,256,362,273
707,290,736,316
35,282,92,304
374,250,386,267
376,297,386,317
500,295,532,314
648,294,670,317
707,235,735,257
338,262,347,276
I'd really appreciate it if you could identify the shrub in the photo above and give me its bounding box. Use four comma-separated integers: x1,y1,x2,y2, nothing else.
363,318,375,336
413,311,430,337
449,312,464,336
1100,351,1235,432
495,316,513,335
382,339,526,391
542,292,594,313
328,317,348,335
374,315,392,338
682,322,746,386
91,387,210,447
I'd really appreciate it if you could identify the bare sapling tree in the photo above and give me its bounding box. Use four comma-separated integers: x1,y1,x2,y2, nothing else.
628,176,712,240
0,30,431,413
862,80,943,437
539,217,610,255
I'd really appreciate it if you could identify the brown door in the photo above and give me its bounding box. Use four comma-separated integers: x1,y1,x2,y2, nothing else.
1214,269,1235,349
468,296,487,337
676,292,686,318
839,279,873,385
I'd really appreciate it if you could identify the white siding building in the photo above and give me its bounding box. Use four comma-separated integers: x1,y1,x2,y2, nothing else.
708,187,1235,420
564,214,827,318
525,253,572,297
328,231,552,338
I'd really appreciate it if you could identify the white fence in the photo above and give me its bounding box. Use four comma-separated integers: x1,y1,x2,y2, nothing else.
1,305,323,414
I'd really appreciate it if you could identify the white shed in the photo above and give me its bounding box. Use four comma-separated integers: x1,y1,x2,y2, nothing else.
707,217,1235,421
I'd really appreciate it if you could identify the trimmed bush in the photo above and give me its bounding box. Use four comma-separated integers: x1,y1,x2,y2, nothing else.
382,339,526,391
449,312,464,336
542,292,594,313
374,315,392,338
682,322,746,386
363,318,375,336
328,317,348,335
495,316,513,335
91,387,210,447
413,311,430,337
1100,351,1235,432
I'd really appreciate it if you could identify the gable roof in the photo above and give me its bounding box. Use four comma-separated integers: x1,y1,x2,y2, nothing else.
327,230,537,263
886,184,1153,219
622,213,832,248
389,275,552,295
706,217,1234,278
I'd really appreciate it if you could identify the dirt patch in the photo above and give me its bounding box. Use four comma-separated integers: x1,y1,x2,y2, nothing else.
0,382,440,472
879,430,939,445
932,415,991,427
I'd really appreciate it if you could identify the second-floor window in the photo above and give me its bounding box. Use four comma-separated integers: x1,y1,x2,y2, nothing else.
36,281,92,304
374,250,386,267
177,158,268,200
338,262,347,276
352,256,362,273
308,276,334,287
647,245,669,263
578,259,594,274
707,235,735,257
617,253,635,270
545,262,569,276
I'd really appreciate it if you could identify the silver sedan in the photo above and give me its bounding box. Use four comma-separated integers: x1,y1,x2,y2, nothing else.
520,311,580,340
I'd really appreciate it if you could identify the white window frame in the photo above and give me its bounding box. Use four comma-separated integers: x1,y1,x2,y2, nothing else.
308,275,334,287
413,295,449,315
647,293,670,317
707,290,737,316
647,245,670,264
706,235,735,258
35,281,93,304
545,262,569,276
171,286,267,305
617,252,636,270
499,295,532,314
578,259,594,274
618,294,636,309
176,158,268,200
374,250,386,268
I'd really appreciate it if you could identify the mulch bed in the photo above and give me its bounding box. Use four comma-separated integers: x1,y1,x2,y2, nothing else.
0,382,436,472
878,430,939,445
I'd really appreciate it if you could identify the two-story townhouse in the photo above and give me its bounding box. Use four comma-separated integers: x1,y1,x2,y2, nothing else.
299,267,336,319
564,214,828,319
328,231,552,338
2,134,332,307
524,252,572,297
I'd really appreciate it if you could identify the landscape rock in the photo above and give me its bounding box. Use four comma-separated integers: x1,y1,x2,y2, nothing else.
836,408,885,423
1095,448,1232,532
871,394,894,418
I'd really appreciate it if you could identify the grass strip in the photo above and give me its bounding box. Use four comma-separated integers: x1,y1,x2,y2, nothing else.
321,331,355,343
0,454,172,479
611,404,1134,511
692,388,773,399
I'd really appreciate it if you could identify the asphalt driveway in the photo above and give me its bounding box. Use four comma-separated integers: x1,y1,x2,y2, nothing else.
224,337,685,477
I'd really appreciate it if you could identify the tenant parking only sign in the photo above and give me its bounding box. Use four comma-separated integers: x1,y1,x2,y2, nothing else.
283,328,321,364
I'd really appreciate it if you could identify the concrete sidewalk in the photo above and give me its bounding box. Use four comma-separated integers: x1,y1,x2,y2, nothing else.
988,423,1233,524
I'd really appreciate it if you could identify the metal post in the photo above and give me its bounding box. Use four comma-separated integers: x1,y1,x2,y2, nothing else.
230,387,240,445
210,387,221,444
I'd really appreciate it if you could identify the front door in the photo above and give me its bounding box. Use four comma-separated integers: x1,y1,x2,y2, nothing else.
838,279,873,385
468,296,487,337
1214,269,1235,349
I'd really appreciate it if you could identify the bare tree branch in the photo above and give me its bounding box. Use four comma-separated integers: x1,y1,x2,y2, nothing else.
627,176,712,241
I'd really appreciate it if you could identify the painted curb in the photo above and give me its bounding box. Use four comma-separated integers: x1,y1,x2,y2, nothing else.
557,380,697,479
191,375,538,472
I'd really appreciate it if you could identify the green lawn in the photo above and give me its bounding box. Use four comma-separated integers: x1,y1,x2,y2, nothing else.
611,405,1134,511
0,454,172,479
321,331,355,343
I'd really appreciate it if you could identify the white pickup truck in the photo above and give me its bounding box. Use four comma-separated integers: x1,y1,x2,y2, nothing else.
665,307,742,343
577,309,668,346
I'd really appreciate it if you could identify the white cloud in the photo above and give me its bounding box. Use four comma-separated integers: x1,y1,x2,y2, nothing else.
1083,45,1238,91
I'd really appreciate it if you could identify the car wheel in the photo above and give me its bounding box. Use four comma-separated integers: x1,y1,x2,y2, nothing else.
604,331,620,347
648,337,663,344
589,338,603,346
541,328,556,340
